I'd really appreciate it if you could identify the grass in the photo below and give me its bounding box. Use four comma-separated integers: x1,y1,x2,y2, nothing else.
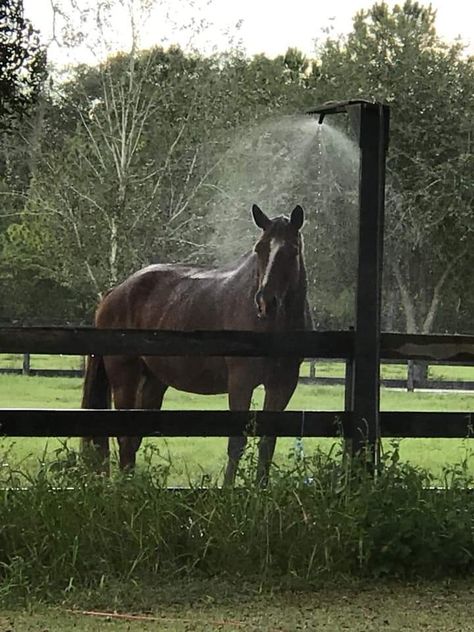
4,580,474,630
0,372,473,484
1,371,474,613
2,446,474,604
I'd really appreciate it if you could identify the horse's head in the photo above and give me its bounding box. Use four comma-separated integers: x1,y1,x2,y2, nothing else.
252,203,305,320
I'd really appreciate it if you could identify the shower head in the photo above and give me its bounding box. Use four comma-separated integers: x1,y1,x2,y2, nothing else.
306,99,389,152
307,99,376,125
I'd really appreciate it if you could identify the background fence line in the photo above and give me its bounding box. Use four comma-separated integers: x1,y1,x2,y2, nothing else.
1,353,473,391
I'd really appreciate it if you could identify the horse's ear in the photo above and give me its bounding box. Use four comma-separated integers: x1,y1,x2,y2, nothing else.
252,204,271,230
290,205,304,230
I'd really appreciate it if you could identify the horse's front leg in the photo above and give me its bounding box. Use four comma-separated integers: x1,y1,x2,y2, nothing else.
223,366,255,486
257,367,299,486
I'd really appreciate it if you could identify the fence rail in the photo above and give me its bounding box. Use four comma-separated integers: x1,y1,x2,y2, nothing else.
2,359,472,392
0,366,84,378
0,409,472,439
299,376,474,391
0,327,351,358
1,327,473,362
1,372,472,392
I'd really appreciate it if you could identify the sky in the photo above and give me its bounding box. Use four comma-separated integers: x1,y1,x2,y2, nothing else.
24,0,474,66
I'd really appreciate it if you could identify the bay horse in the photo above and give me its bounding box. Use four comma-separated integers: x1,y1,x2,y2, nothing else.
82,204,311,485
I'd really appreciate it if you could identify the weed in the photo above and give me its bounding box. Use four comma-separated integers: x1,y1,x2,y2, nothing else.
1,444,474,605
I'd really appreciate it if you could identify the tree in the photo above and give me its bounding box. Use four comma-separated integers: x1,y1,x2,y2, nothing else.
312,1,474,334
4,0,472,333
0,0,47,234
7,49,216,302
4,37,313,319
0,0,46,132
0,0,49,321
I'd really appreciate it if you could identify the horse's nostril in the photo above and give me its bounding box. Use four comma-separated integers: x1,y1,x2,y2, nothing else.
255,289,279,319
255,290,266,317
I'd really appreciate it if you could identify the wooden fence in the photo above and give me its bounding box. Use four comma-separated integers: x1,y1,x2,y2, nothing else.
0,353,85,378
0,327,473,443
1,102,473,463
2,353,473,392
301,360,474,391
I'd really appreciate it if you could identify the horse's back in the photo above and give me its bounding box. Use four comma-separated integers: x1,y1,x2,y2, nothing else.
96,263,247,330
95,263,250,394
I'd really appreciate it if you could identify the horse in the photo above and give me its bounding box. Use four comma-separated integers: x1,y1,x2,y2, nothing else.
81,203,311,485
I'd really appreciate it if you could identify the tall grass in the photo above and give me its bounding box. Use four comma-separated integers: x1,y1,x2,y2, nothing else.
2,442,474,605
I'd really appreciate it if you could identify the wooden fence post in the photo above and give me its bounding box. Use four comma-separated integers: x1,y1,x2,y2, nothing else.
349,102,390,466
306,100,390,467
407,360,429,392
22,352,31,376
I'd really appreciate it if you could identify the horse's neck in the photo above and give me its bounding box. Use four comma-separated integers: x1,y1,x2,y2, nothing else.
234,251,259,292
284,258,308,328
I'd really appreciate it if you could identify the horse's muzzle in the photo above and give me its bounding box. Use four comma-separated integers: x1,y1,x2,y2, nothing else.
255,289,278,319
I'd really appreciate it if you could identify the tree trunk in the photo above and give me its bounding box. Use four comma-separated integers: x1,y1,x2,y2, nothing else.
109,217,118,287
392,251,466,392
392,260,418,334
393,261,424,392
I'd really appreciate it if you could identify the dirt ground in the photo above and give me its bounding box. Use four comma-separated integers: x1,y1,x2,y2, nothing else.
2,580,474,631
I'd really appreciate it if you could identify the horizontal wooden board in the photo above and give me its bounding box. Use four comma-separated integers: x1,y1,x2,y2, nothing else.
0,327,473,363
0,368,84,378
0,327,352,358
1,367,472,391
299,376,474,390
381,412,474,438
0,409,472,438
381,333,474,364
0,409,348,437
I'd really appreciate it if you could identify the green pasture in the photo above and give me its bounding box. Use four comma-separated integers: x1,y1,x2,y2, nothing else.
0,367,473,484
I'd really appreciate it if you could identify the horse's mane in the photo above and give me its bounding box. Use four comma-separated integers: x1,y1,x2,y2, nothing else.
150,251,255,274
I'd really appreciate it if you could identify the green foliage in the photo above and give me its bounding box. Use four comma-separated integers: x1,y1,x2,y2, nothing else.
2,445,474,604
0,1,472,331
313,1,474,332
1,45,311,319
0,0,47,132
0,1,51,319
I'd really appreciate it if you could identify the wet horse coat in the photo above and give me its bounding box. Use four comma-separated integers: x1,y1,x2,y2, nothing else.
82,204,311,484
